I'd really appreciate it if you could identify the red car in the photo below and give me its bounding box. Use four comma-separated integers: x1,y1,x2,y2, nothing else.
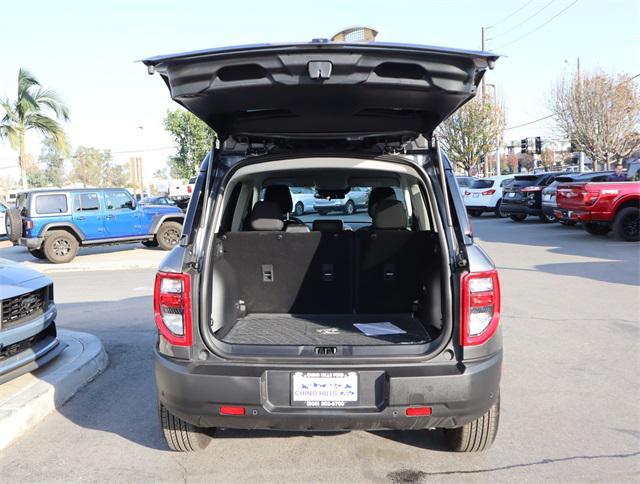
555,162,640,241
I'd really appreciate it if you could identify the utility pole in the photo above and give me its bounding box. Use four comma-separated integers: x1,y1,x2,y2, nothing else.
481,27,486,102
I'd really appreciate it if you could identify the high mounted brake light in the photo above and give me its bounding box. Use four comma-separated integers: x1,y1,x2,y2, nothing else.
154,272,192,346
461,270,501,346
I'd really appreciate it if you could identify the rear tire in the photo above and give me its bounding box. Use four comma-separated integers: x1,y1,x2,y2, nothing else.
159,404,214,452
5,208,22,242
584,222,611,236
494,200,506,218
468,209,483,217
444,396,500,452
294,202,304,216
613,207,640,241
540,212,556,223
156,221,182,250
29,248,47,260
509,214,526,222
345,200,355,215
43,230,79,263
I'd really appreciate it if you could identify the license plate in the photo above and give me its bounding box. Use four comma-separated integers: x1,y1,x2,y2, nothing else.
473,193,479,198
291,372,358,407
508,192,515,198
543,194,551,201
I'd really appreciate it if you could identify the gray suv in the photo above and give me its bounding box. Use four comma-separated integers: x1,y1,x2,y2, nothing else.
145,37,502,453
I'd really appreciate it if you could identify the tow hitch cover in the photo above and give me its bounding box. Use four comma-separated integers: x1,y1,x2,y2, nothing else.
308,61,332,79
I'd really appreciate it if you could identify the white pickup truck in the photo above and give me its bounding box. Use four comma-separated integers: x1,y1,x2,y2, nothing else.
168,177,196,208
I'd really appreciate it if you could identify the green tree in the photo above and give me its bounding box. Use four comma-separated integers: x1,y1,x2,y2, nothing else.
163,109,214,179
436,99,505,174
27,138,66,188
0,68,70,189
69,146,128,188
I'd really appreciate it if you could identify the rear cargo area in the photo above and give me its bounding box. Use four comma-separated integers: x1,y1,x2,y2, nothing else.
209,229,444,353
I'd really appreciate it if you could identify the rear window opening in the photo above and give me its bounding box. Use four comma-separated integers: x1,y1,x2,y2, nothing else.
200,156,452,359
470,179,494,189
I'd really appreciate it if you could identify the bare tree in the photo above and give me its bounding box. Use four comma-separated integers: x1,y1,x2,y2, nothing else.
552,70,640,169
437,99,505,174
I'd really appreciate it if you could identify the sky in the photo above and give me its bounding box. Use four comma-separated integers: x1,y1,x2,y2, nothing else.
1,0,638,183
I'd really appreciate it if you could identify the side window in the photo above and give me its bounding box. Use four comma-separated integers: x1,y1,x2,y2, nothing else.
35,194,68,214
500,179,512,187
74,192,101,211
105,191,134,210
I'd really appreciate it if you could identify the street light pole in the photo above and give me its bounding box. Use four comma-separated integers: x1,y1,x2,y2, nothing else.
486,83,501,176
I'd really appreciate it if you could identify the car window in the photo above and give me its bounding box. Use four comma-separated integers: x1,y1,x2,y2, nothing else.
105,191,134,210
470,179,493,189
0,202,6,212
511,175,540,187
188,177,197,184
74,192,101,211
500,178,514,187
456,177,473,187
35,194,68,214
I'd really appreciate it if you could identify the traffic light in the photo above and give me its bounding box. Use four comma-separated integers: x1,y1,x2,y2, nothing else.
520,138,528,154
535,136,542,154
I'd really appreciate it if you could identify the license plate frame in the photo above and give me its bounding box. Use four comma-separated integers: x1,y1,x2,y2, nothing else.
508,192,516,198
291,371,359,408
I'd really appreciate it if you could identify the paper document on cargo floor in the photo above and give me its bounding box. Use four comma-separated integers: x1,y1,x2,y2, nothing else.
353,322,407,336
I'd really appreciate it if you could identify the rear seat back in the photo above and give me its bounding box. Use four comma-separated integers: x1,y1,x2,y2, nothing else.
219,231,353,314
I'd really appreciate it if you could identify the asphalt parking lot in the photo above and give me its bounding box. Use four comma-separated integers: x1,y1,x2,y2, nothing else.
0,217,638,483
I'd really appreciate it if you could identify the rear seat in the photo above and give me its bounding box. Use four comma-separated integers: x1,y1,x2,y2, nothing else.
220,199,433,316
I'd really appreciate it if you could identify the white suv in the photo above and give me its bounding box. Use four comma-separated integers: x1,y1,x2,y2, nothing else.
463,175,515,217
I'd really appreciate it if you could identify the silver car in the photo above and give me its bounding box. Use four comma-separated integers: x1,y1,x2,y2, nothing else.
313,186,370,215
0,259,63,384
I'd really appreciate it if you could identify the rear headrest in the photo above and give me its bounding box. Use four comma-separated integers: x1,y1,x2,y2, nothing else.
368,187,397,217
264,185,292,213
248,201,284,231
312,219,344,232
372,200,408,230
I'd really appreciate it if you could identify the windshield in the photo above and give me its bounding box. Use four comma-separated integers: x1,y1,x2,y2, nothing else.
470,179,494,189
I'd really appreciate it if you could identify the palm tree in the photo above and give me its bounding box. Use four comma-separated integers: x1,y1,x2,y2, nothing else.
0,68,70,188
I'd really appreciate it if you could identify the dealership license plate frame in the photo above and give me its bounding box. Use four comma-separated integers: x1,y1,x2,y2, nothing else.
291,371,359,408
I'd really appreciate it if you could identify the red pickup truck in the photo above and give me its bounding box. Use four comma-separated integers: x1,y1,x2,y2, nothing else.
555,162,639,241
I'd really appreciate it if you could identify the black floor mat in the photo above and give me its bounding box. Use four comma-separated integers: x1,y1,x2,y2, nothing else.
219,313,431,346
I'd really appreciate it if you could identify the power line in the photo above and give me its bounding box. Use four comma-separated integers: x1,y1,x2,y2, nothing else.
505,114,558,131
487,0,536,29
493,0,579,50
488,0,556,40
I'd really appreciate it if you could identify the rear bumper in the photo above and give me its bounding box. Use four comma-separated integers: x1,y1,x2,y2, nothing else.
501,202,541,216
155,349,502,431
18,237,44,250
465,205,493,211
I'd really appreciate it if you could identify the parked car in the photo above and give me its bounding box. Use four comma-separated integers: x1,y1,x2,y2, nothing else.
169,177,197,208
501,172,569,222
289,187,317,215
0,200,7,236
543,172,613,225
0,259,64,384
556,161,640,240
314,186,370,215
141,196,177,206
463,175,515,218
4,188,185,263
145,36,502,453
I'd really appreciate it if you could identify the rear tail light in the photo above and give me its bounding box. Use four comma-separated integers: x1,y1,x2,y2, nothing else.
481,189,496,196
461,270,501,346
464,190,470,196
187,185,193,193
154,272,192,346
521,186,542,192
583,190,600,206
24,220,34,230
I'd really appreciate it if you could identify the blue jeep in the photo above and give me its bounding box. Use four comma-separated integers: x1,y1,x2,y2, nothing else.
5,188,185,263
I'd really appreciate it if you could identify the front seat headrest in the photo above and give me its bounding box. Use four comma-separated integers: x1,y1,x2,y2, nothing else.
372,200,408,230
248,201,285,231
312,219,344,232
263,185,293,214
368,187,397,217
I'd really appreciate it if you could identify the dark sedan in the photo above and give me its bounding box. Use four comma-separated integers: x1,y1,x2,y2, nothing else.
501,173,570,223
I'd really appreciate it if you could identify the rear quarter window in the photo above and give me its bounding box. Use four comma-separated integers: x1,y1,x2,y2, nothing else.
35,194,68,214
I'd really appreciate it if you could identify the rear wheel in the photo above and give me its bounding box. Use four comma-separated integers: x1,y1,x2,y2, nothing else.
584,222,611,236
613,207,640,241
540,211,556,223
5,208,22,242
159,404,214,452
494,200,506,218
294,201,304,216
468,209,483,217
509,214,526,222
43,230,79,263
156,221,182,250
29,248,47,259
444,396,500,452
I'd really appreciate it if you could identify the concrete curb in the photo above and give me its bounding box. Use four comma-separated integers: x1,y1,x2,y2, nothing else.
0,329,108,450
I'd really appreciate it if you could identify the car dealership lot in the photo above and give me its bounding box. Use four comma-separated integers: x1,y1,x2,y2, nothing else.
0,218,638,483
